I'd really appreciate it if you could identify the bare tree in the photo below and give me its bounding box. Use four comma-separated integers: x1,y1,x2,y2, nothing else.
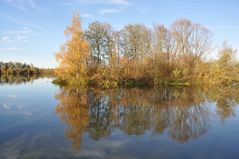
171,19,212,67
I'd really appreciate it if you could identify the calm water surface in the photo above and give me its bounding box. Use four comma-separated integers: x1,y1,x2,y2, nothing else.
0,78,239,159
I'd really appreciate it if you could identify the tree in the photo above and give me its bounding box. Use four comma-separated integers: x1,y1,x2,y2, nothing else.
85,21,114,66
55,14,90,86
120,24,152,61
171,19,212,68
207,42,239,85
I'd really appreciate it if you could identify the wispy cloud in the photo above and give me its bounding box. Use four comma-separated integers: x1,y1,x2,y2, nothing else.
2,0,47,13
1,28,30,43
0,47,24,52
81,13,95,19
0,13,51,34
2,27,32,35
16,35,28,42
137,8,150,14
76,0,130,5
207,25,239,30
1,36,11,42
99,8,123,14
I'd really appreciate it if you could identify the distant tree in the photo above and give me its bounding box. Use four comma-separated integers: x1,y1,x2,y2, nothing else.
0,61,41,76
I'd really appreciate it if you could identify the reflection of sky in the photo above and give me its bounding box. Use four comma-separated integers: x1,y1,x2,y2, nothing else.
0,78,58,114
0,79,239,159
0,78,61,145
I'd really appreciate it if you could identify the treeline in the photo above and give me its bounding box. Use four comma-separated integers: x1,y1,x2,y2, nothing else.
0,62,55,78
55,14,239,88
0,62,40,76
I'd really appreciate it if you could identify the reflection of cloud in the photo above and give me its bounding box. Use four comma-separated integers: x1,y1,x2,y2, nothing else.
2,103,11,110
98,139,129,149
0,102,32,117
74,149,105,158
7,94,18,99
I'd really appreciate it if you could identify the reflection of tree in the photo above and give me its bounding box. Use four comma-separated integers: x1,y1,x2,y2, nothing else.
120,105,151,136
55,87,89,149
87,91,113,140
0,74,40,85
205,86,239,122
55,86,239,150
114,88,210,142
167,105,210,143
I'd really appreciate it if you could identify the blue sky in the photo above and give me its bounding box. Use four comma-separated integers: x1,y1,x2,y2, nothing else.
0,0,239,68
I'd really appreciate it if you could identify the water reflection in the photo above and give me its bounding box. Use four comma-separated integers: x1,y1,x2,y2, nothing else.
0,75,40,85
205,86,239,122
55,86,239,149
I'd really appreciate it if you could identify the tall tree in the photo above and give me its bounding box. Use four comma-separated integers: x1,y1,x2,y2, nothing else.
171,19,212,68
153,24,175,62
55,14,90,86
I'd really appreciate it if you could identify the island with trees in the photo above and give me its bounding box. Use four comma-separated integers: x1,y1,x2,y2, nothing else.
54,14,239,88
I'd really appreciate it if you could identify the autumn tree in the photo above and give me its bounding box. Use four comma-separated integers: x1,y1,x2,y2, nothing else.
55,14,90,86
206,42,239,85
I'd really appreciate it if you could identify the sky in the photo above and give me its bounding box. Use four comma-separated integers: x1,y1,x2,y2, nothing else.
0,0,239,68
